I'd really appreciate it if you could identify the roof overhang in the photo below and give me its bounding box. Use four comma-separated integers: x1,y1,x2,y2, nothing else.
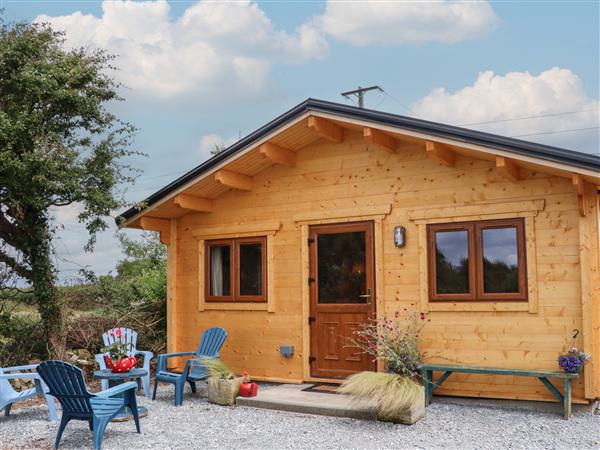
118,98,600,228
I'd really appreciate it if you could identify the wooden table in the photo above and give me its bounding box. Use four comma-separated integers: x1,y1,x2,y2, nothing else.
93,368,148,422
421,364,579,419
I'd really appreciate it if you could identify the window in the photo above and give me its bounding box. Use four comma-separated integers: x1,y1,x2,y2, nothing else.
205,237,266,302
427,219,527,301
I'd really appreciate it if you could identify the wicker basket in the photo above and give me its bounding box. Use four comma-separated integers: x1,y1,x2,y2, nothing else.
207,376,243,406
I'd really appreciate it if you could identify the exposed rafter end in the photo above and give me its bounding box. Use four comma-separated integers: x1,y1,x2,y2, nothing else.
174,194,213,213
572,173,591,217
363,127,397,153
425,140,455,167
496,156,522,182
214,169,253,191
140,217,171,245
259,142,296,167
307,116,343,143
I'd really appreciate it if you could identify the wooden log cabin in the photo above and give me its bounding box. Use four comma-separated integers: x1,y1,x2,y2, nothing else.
117,99,600,404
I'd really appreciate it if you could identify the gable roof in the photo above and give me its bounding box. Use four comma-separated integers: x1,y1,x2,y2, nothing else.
117,98,600,224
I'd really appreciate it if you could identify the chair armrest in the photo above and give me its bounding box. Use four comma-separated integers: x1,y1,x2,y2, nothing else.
158,351,195,359
189,356,217,367
0,372,40,380
156,351,195,372
95,381,138,398
3,364,38,372
95,353,108,370
132,350,154,360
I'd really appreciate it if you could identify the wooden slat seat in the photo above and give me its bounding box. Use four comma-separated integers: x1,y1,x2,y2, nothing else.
421,363,579,420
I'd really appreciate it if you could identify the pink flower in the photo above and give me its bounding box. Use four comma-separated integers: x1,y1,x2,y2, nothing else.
115,329,122,336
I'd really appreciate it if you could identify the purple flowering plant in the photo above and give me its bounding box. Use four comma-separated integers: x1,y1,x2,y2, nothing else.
558,329,590,373
558,347,590,373
347,310,427,379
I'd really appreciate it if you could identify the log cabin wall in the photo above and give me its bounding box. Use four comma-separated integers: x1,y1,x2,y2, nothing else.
171,128,596,403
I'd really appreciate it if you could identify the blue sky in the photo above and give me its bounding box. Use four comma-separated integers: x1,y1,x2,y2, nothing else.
3,0,598,281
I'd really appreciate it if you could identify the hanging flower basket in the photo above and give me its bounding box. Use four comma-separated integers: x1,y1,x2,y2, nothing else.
558,329,591,374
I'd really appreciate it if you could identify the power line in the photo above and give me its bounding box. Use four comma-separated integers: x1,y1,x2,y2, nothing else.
459,108,599,127
510,126,600,138
380,87,598,128
136,170,187,181
380,89,416,115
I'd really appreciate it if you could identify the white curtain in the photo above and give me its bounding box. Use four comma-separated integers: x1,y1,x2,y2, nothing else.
210,247,223,296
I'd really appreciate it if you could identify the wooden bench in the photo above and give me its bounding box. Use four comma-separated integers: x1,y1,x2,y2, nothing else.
421,364,579,419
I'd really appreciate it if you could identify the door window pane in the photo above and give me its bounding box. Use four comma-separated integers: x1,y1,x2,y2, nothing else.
209,245,231,296
482,227,519,293
435,230,470,294
317,231,367,304
239,242,263,296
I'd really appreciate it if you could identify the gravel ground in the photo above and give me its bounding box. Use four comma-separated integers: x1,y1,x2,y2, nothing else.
1,384,599,450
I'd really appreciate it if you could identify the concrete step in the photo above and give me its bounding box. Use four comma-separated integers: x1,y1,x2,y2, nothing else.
236,384,377,421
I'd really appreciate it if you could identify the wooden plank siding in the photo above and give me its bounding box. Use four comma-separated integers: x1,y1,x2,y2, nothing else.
169,129,594,402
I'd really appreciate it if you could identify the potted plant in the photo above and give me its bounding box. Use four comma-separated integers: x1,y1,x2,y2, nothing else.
339,311,427,424
558,329,591,373
101,329,137,373
203,359,243,406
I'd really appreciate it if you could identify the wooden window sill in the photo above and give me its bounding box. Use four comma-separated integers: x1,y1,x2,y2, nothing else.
427,302,530,312
203,302,270,312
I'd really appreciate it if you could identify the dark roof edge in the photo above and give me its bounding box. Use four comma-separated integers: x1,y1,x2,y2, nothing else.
117,98,600,223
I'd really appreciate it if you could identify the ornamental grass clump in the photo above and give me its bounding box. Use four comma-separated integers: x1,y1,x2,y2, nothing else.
340,311,427,424
338,371,422,422
203,358,233,380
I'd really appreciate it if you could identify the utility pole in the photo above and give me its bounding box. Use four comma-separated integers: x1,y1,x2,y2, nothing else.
341,85,383,108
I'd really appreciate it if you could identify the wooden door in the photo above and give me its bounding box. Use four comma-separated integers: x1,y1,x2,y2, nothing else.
309,221,376,379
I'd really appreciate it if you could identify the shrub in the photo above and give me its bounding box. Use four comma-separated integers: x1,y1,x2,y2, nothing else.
0,311,46,366
348,311,426,379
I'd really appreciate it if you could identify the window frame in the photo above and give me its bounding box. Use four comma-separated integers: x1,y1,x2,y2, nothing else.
204,239,235,302
427,218,527,302
205,236,267,303
234,237,267,303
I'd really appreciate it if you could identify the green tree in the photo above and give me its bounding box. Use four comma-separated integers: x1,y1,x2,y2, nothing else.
116,231,166,278
210,142,227,156
0,21,139,357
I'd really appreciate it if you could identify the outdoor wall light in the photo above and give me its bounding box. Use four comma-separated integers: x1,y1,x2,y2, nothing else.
394,226,406,248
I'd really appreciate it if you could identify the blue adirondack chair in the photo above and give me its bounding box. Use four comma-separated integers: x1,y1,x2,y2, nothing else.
1,364,57,422
37,361,141,450
94,327,153,397
153,327,228,406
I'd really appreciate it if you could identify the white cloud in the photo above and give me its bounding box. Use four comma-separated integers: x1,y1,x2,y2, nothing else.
34,0,328,100
198,134,237,161
410,67,600,153
314,0,499,46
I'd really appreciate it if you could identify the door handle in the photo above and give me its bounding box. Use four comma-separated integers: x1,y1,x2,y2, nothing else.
359,288,372,303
